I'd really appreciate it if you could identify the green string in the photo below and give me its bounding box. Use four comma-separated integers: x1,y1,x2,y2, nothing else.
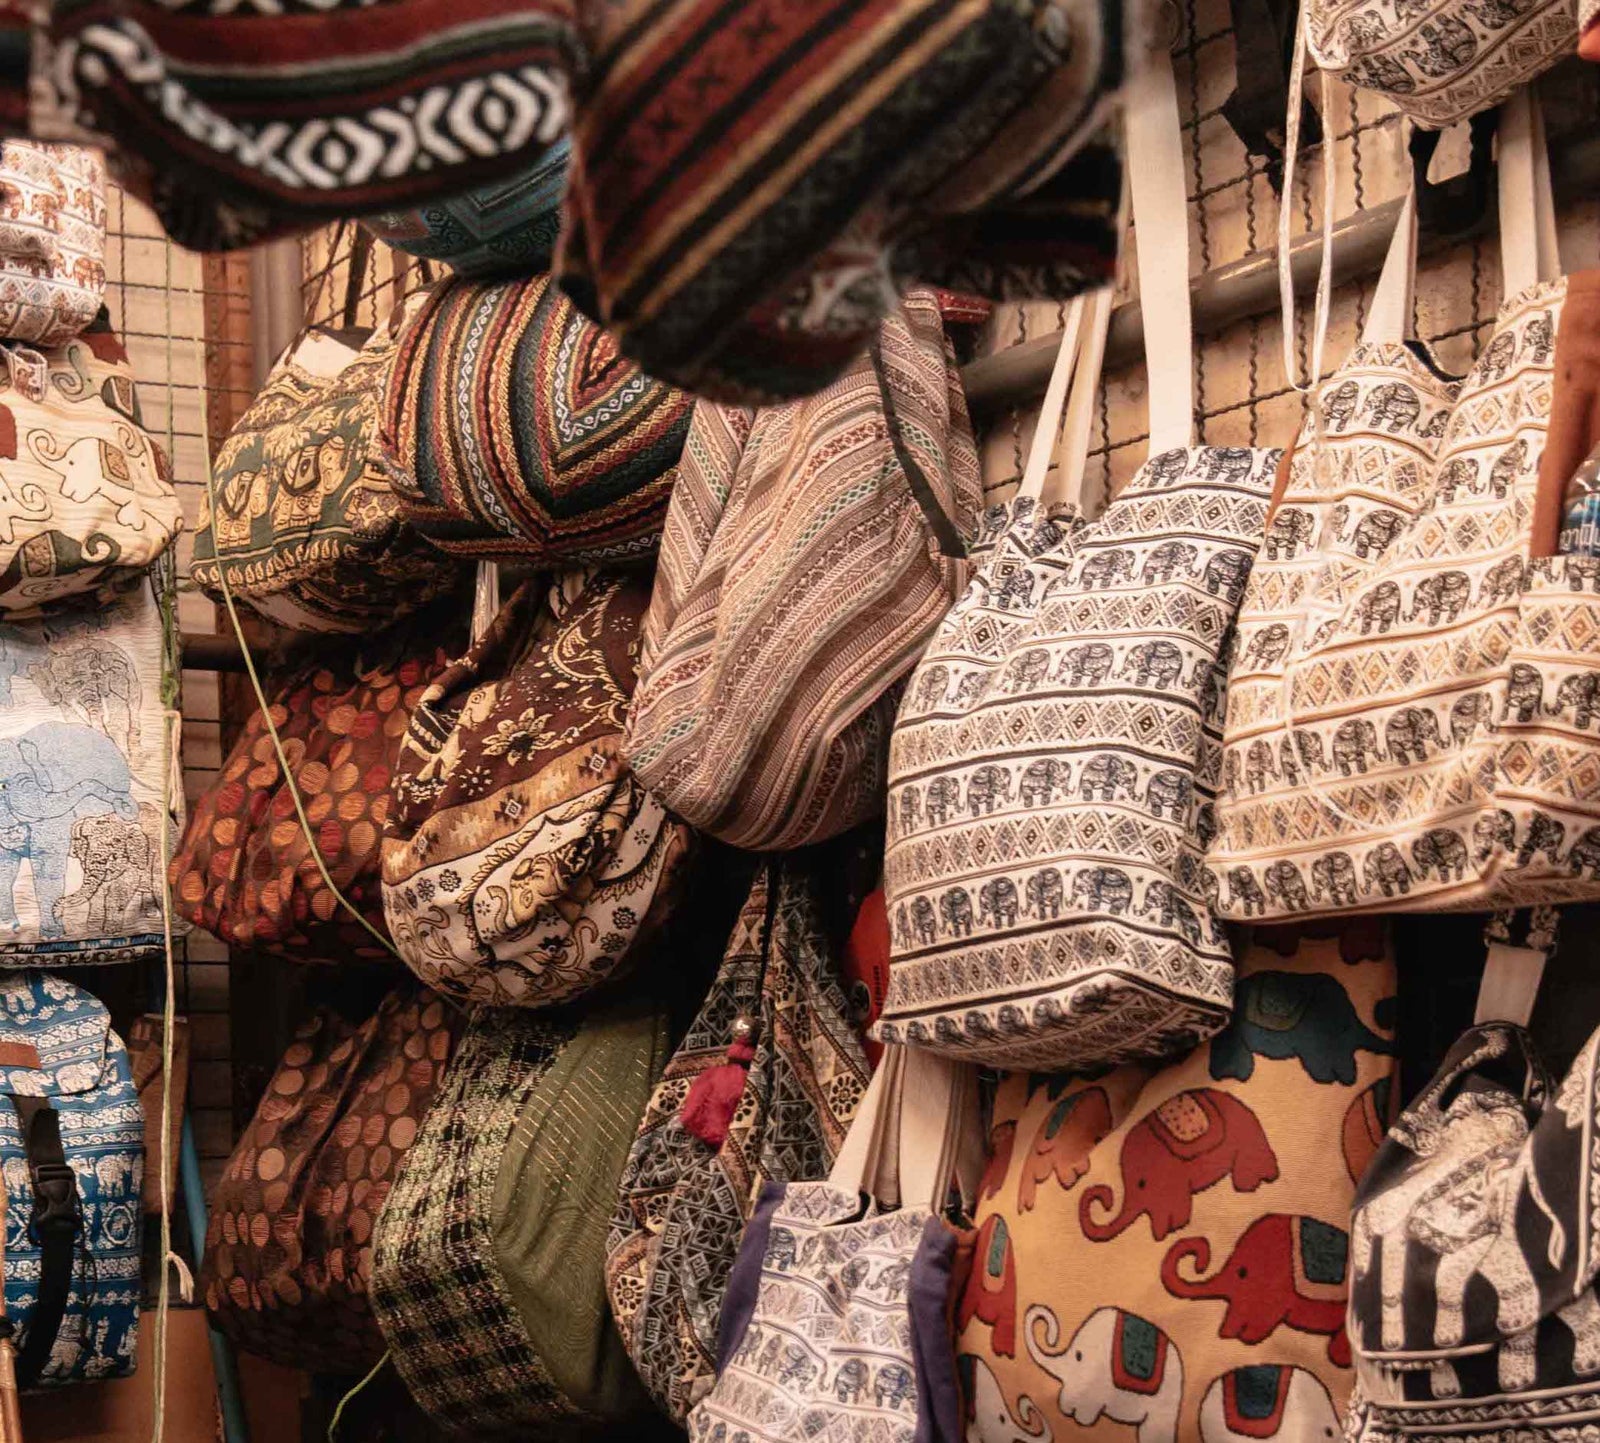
328,1349,391,1442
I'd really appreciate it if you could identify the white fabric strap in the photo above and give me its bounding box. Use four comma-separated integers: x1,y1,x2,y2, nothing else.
1475,944,1547,1027
1278,14,1336,397
1125,42,1194,452
898,1050,976,1215
1046,284,1116,511
471,560,501,642
1018,296,1088,502
1498,87,1559,299
827,1047,905,1198
1362,187,1417,346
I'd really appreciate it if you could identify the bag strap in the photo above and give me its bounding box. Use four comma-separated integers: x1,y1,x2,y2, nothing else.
1017,295,1090,503
471,560,501,643
1048,285,1116,511
8,1095,77,1389
1498,88,1559,299
869,335,967,558
1278,12,1336,400
897,1050,979,1214
828,1047,906,1199
1362,185,1418,346
1476,908,1560,1026
342,230,374,331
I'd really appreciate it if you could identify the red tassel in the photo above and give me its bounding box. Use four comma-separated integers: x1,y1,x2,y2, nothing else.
680,1022,758,1147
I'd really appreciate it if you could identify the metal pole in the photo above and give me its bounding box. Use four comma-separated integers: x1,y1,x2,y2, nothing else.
179,1113,250,1443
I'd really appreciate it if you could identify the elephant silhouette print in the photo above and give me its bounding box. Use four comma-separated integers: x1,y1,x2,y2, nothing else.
1208,970,1394,1086
1078,1089,1279,1241
1026,1306,1183,1443
1161,1213,1352,1366
1018,1086,1116,1212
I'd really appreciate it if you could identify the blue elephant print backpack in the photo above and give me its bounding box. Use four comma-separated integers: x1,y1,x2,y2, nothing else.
0,971,143,1386
0,574,180,964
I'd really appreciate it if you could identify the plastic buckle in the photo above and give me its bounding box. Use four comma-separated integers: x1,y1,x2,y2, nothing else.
29,1161,78,1236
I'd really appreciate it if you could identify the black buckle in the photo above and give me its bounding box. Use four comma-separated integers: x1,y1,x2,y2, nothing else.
29,1161,78,1237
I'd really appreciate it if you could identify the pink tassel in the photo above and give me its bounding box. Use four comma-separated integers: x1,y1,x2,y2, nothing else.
680,1017,757,1148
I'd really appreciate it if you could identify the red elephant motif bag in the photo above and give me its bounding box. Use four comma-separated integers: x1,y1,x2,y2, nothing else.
957,925,1399,1443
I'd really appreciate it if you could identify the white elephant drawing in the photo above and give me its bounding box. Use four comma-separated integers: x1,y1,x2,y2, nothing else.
1197,1366,1337,1442
961,1354,1051,1442
1025,1305,1182,1443
28,425,169,530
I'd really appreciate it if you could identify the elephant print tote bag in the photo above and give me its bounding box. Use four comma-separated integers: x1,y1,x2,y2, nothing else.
1212,94,1600,921
0,142,105,347
0,574,179,964
881,51,1277,1070
959,926,1398,1443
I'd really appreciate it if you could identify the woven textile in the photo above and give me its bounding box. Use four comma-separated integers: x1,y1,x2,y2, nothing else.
558,0,1128,400
170,608,463,964
363,140,569,279
1307,0,1575,127
379,272,691,566
22,2,579,252
1210,278,1593,918
606,856,873,1423
371,995,669,1437
960,929,1397,1443
0,971,143,1385
0,142,102,347
880,443,1276,1072
192,304,461,633
383,572,691,1008
0,315,181,613
623,290,982,851
0,577,179,965
201,980,462,1375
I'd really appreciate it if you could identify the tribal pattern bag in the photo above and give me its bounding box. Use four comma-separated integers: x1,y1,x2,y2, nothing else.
623,288,983,850
0,142,103,347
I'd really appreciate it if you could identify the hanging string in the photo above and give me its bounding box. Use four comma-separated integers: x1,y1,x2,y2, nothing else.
328,1349,392,1441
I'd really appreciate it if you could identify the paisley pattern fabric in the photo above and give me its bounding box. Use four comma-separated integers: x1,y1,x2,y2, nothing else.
362,140,569,279
1347,997,1600,1439
1307,0,1575,127
0,142,103,347
192,304,461,633
0,316,180,614
881,446,1276,1071
0,971,142,1386
379,273,692,566
0,576,180,965
170,607,463,965
605,858,873,1423
371,994,669,1436
1211,277,1592,918
383,573,691,1008
200,980,462,1375
960,929,1398,1443
559,0,1129,401
623,290,982,851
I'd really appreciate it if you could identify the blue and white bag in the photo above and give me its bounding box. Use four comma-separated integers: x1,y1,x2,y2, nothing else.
0,971,142,1386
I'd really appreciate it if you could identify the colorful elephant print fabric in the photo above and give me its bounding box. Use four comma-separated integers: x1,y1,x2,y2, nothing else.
170,606,463,964
558,0,1128,402
624,288,982,851
688,1180,965,1443
0,971,143,1386
606,856,873,1423
200,979,462,1374
0,577,178,964
383,571,692,1008
379,271,692,566
1347,999,1600,1439
0,314,181,614
882,441,1277,1071
192,302,461,633
1212,273,1593,919
0,142,105,348
959,928,1398,1443
1306,0,1574,127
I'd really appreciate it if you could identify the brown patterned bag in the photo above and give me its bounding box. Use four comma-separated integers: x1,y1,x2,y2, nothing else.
200,978,463,1374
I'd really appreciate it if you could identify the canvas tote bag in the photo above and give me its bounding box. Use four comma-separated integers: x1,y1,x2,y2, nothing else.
1211,92,1596,921
0,142,104,347
879,48,1278,1071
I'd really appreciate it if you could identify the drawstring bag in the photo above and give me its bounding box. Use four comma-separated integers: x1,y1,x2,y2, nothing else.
558,0,1129,401
383,570,692,1008
201,978,462,1375
1211,91,1594,921
0,142,104,347
960,926,1398,1442
622,287,984,851
605,850,874,1423
880,49,1277,1071
378,272,692,567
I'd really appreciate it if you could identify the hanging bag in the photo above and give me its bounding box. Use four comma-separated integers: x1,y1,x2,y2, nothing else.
622,287,984,851
1211,91,1592,921
0,142,104,348
879,47,1278,1071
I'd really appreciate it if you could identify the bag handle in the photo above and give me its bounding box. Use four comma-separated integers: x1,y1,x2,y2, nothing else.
828,1046,907,1200
1048,284,1116,511
1476,908,1560,1026
342,229,374,331
1498,87,1559,299
1017,295,1091,503
1362,186,1418,347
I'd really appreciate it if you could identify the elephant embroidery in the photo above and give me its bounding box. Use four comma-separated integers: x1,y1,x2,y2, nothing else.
909,896,937,946
1057,643,1115,688
830,1357,867,1404
1350,507,1406,558
28,636,141,750
1488,439,1527,500
896,785,919,836
1079,1088,1278,1242
1321,379,1359,430
1478,329,1518,382
1262,860,1310,911
1408,569,1471,625
1342,1076,1392,1185
1145,449,1190,485
1504,662,1544,722
1019,758,1070,807
1523,309,1554,364
1079,756,1138,803
1411,827,1469,882
57,805,158,936
916,664,950,711
873,1360,914,1409
1477,555,1524,607
1350,51,1417,93
1142,540,1198,584
1210,969,1393,1086
1449,690,1494,746
1263,508,1313,561
1197,1366,1339,1443
1309,851,1358,907
1143,769,1192,821
1025,866,1064,920
958,1214,1019,1358
1553,672,1600,729
1201,549,1253,601
1516,810,1565,868
1569,824,1600,878
0,446,50,544
1069,866,1133,916
1362,381,1420,433
1003,649,1052,694
1418,408,1449,441
27,426,170,530
1473,808,1517,864
1122,640,1184,690
940,886,974,937
1025,1306,1183,1443
1142,880,1202,945
1079,548,1136,590
923,775,961,827
1019,1086,1114,1212
1241,623,1289,671
960,1355,1050,1443
1216,866,1265,917
1353,580,1402,635
1363,842,1412,898
979,877,1020,929
1436,457,1478,504
1161,1213,1351,1366
766,1226,798,1271
1331,718,1382,776
968,765,1013,817
952,671,987,706
1201,448,1254,485
1384,706,1443,765
995,569,1036,611
1408,16,1477,76
1243,740,1277,794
